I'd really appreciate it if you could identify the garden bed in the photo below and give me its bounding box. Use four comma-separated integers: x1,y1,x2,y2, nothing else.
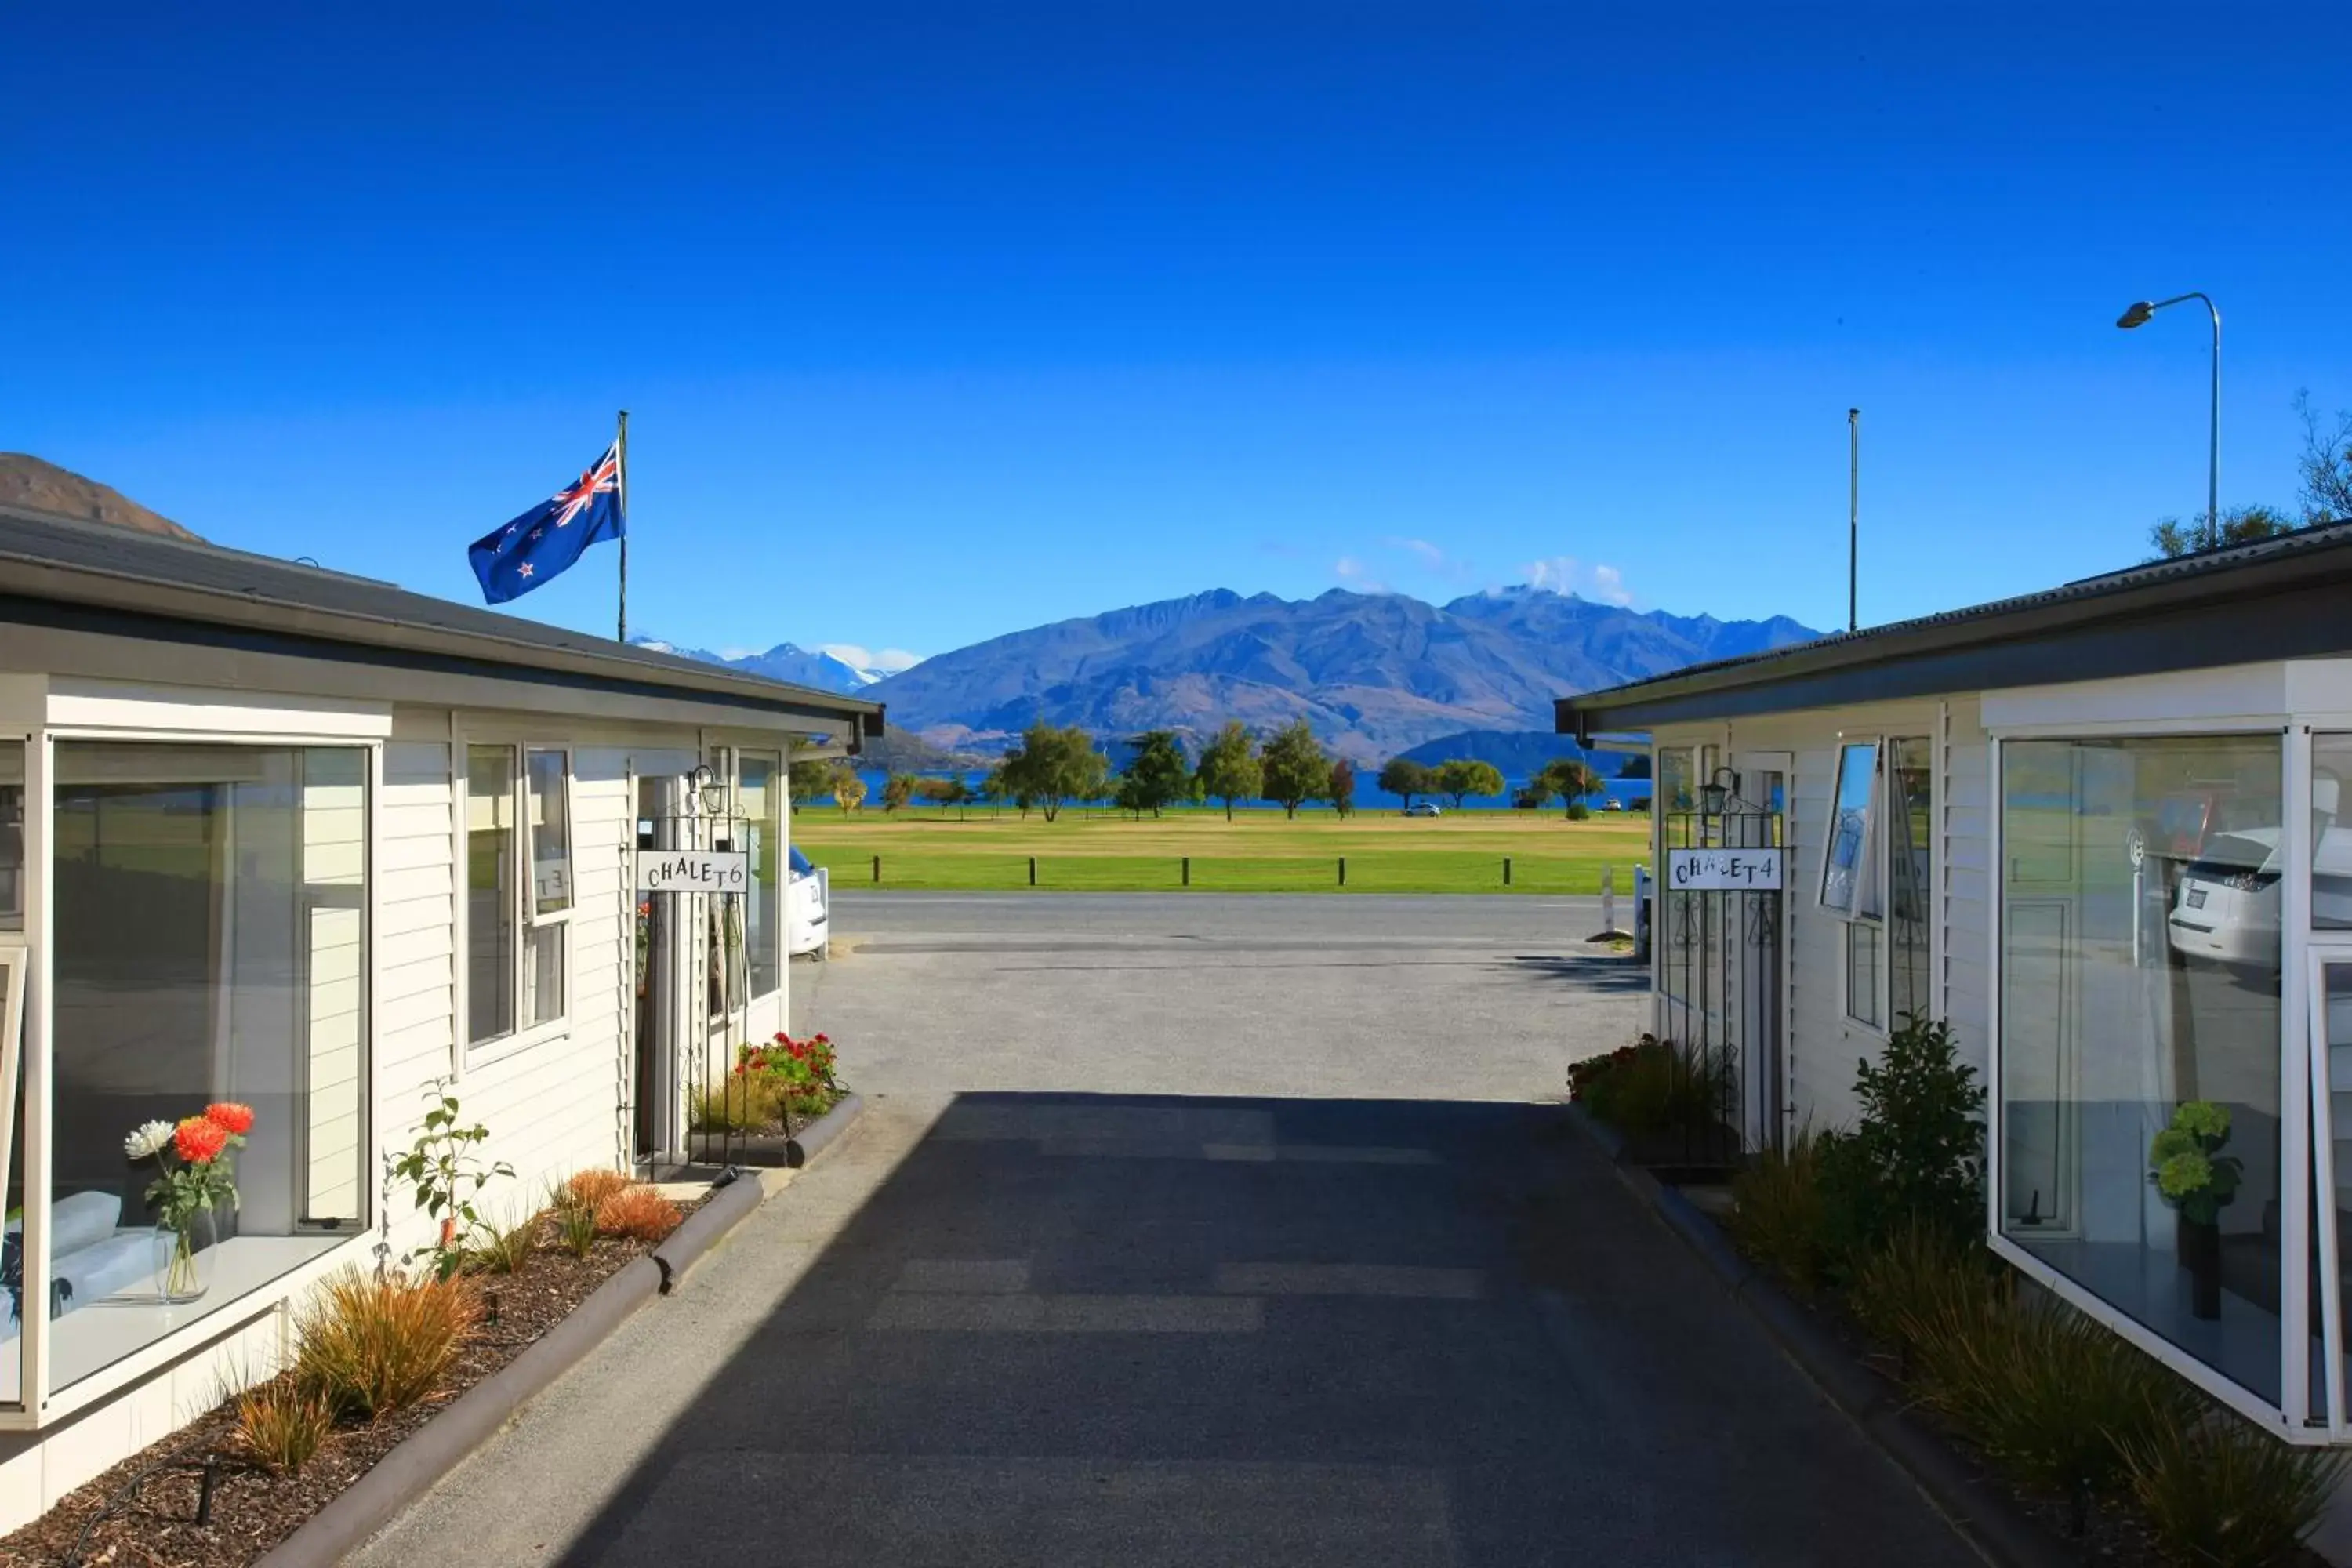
0,1194,706,1568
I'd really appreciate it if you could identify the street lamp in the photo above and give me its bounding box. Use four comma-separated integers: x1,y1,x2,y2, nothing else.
2117,292,2220,539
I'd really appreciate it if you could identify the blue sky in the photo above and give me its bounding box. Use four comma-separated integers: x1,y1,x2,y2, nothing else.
5,2,2347,666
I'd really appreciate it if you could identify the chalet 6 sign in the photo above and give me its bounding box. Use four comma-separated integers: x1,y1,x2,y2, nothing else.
1665,847,1784,891
638,849,750,893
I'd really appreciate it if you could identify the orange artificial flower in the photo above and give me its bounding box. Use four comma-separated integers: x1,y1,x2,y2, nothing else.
204,1102,256,1136
174,1116,230,1165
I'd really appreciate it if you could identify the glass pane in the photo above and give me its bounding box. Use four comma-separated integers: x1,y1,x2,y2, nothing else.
1822,742,1878,913
1846,920,1883,1028
741,753,781,999
0,739,21,931
1658,747,1694,848
1890,737,1934,1026
2,947,24,1406
524,924,564,1028
526,750,572,917
2320,961,2352,1417
2000,734,2282,1404
467,746,516,1044
49,743,365,1391
2313,736,2352,930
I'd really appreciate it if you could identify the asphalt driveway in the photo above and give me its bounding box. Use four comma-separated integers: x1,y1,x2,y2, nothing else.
353,894,1978,1568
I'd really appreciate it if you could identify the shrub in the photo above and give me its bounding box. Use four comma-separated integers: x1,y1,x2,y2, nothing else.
2123,1414,2351,1568
554,1200,600,1259
1845,1216,2000,1361
466,1210,538,1275
1725,1129,1832,1294
1565,801,1592,821
595,1186,682,1242
1570,1036,1730,1138
690,1077,780,1134
295,1266,477,1421
563,1169,632,1211
234,1376,336,1473
1910,1290,2200,1534
1821,1014,1984,1254
732,1032,844,1126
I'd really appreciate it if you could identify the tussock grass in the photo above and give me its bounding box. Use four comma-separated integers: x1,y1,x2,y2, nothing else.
294,1267,477,1421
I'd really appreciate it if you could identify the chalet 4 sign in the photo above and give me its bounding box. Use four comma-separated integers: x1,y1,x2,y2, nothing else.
637,850,750,894
1665,847,1784,891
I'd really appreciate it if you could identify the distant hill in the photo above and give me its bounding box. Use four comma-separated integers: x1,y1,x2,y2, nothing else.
627,636,881,696
865,586,1820,761
0,453,203,542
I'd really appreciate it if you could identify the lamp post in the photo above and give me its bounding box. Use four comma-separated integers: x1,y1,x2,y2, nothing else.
2117,292,2220,538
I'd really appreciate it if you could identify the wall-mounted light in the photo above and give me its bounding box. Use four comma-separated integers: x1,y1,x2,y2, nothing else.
1700,768,1737,817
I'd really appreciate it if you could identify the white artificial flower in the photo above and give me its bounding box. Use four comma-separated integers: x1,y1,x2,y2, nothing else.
124,1120,175,1160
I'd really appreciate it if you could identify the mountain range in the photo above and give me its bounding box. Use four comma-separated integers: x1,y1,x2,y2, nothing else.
626,637,893,693
645,587,1819,762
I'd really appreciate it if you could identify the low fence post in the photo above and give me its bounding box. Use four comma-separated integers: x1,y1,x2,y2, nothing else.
1181,856,1190,887
1338,856,1347,887
1029,855,1037,887
872,854,880,884
1504,856,1512,887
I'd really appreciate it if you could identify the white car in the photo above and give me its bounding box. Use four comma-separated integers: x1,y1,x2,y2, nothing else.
1404,801,1442,818
2167,826,2352,966
789,845,829,957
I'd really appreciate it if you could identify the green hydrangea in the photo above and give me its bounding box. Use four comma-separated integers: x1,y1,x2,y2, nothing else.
2149,1127,2198,1165
2157,1149,2214,1200
2174,1100,2231,1143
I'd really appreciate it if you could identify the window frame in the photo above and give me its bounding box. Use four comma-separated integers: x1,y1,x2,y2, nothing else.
462,738,574,1063
1821,739,1887,1031
738,747,783,1003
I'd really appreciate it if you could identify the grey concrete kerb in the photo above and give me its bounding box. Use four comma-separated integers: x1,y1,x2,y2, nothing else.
252,1092,866,1568
1562,1105,2069,1568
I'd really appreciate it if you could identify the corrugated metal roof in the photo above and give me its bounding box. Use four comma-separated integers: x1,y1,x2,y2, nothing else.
0,502,883,725
1559,517,2352,722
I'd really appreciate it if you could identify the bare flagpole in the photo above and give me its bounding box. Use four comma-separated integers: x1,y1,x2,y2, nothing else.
616,408,630,644
1846,408,1860,634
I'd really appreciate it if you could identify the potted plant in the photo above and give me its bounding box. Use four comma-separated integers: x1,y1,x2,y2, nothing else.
2150,1100,2241,1321
126,1103,252,1304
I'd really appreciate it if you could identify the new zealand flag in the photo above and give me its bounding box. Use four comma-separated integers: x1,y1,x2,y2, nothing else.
468,441,625,604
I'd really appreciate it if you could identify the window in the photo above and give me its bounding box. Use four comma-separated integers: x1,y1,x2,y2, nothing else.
741,751,781,999
466,744,571,1049
1821,736,1933,1031
39,742,365,1392
0,739,21,931
1998,733,2281,1403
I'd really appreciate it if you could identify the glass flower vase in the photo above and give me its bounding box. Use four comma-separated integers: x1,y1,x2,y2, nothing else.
153,1206,218,1305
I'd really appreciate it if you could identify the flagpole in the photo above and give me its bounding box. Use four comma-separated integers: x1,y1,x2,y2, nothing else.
616,408,630,643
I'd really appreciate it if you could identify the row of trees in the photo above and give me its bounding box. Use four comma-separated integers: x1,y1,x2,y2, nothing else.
797,722,1621,820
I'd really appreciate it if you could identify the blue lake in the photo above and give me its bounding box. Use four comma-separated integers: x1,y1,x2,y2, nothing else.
844,768,1653,814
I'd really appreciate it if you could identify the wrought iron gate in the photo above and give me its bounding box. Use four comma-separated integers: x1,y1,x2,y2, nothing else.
1659,790,1786,1161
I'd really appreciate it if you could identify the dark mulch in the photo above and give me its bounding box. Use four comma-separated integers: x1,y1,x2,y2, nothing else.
0,1194,708,1568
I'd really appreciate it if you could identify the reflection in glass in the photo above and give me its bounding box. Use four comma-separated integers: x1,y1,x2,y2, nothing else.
1658,747,1694,847
46,743,364,1390
0,740,21,930
1822,742,1878,914
742,753,780,999
1890,737,1934,1025
2001,734,2281,1401
466,746,517,1044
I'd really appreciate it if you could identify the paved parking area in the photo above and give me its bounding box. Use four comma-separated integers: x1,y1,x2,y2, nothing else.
354,894,1978,1568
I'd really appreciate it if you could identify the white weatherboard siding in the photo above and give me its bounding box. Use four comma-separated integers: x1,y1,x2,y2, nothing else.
0,702,802,1530
1650,700,1993,1141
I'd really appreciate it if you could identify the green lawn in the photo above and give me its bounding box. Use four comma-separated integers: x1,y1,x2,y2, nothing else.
791,803,1652,895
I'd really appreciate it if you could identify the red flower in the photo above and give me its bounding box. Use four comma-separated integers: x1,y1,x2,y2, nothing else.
175,1116,230,1164
205,1102,256,1136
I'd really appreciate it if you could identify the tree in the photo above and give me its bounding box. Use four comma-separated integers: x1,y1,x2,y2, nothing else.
1432,757,1504,809
787,757,834,808
1195,720,1263,821
913,776,971,818
829,760,867,814
2297,388,2352,524
1327,757,1356,818
1512,782,1550,811
2148,503,2295,560
881,772,914,813
1618,753,1652,780
1259,719,1331,820
978,766,1008,818
1122,731,1192,818
1378,757,1436,811
998,722,1109,823
1540,757,1604,818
